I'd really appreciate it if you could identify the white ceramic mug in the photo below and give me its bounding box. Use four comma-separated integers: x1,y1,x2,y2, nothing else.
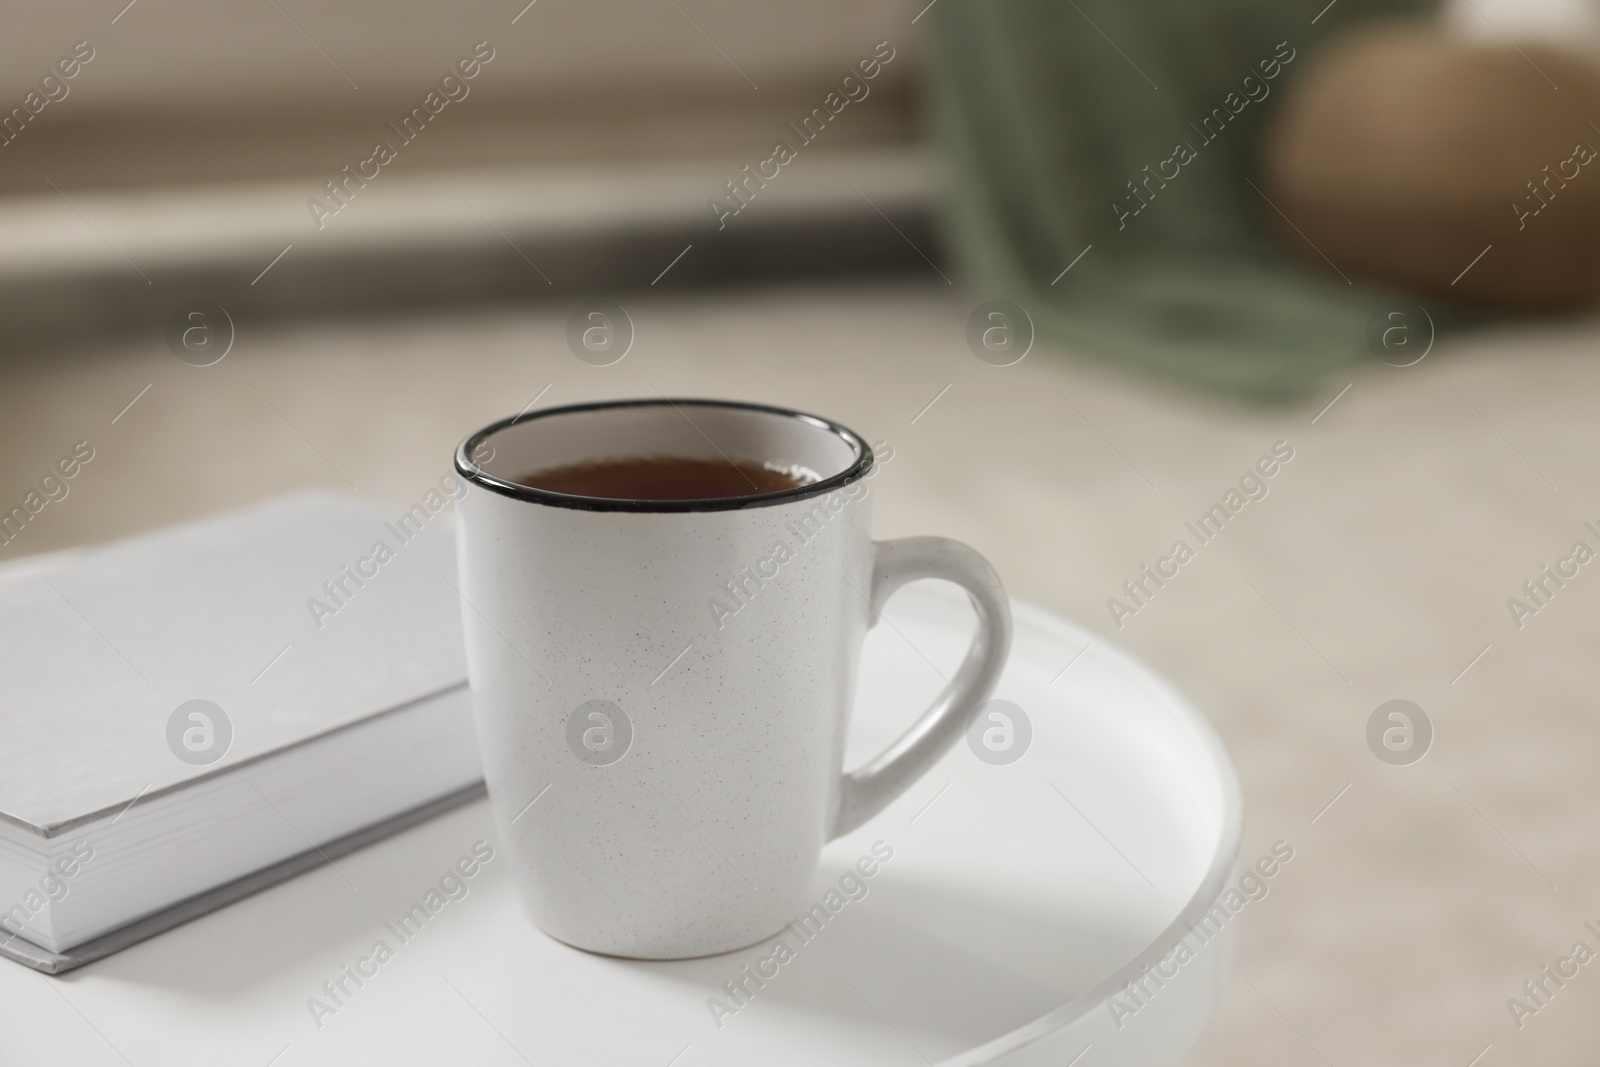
453,398,1010,958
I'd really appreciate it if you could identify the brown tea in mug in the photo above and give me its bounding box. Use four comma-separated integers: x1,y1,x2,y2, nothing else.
514,456,816,501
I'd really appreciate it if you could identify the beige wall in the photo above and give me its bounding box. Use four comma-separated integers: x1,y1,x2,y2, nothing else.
0,0,925,194
1,0,922,114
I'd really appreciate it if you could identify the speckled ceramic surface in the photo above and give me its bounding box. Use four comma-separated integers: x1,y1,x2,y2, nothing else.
453,400,1011,958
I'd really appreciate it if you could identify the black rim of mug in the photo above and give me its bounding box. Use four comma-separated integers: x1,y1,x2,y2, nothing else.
455,397,875,513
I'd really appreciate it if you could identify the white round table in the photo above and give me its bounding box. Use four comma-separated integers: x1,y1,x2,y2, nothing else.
0,582,1241,1066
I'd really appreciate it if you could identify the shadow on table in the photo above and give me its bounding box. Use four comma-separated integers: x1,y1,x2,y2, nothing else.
58,805,1163,1060
615,875,1159,1057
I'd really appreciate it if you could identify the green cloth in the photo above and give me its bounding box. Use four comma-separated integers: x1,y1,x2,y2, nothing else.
929,0,1437,400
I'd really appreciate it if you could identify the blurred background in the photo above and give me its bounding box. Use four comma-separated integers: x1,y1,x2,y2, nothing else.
3,0,1600,1061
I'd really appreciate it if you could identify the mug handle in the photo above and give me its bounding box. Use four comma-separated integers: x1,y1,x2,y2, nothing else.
831,536,1012,838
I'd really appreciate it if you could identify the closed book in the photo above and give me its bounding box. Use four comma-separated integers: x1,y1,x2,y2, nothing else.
0,491,481,973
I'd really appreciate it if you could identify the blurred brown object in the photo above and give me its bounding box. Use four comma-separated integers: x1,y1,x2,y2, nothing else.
1264,23,1600,309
